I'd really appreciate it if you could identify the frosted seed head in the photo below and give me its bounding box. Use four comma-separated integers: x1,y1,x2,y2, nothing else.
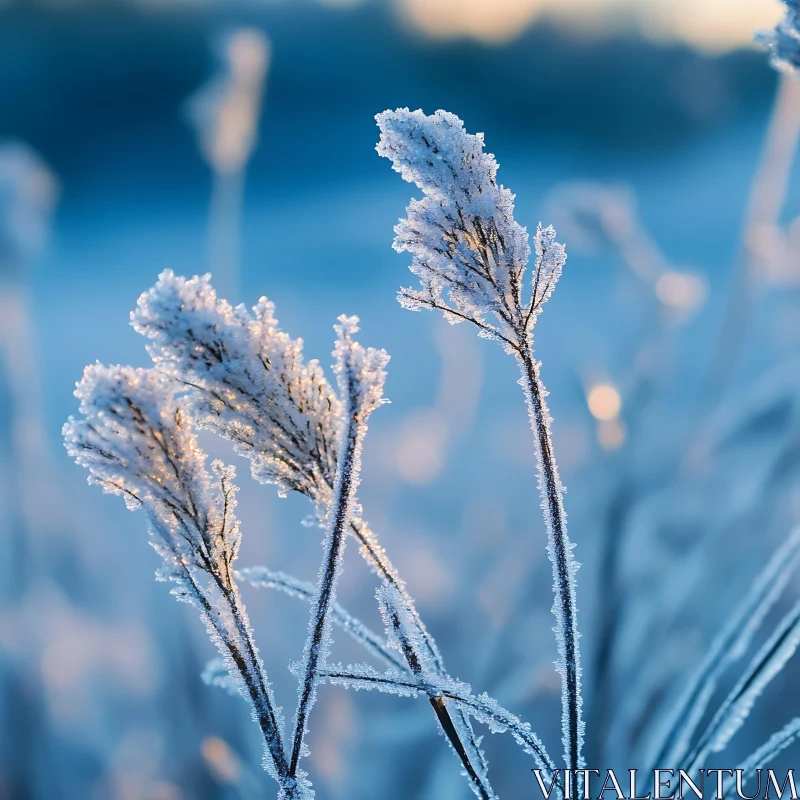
0,142,58,276
132,270,342,509
63,363,243,578
377,108,566,344
186,28,270,175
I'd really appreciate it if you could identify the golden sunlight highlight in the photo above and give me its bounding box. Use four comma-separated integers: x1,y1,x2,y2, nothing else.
395,0,784,51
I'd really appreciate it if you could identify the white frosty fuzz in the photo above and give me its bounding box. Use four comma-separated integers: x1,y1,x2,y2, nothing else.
132,270,341,512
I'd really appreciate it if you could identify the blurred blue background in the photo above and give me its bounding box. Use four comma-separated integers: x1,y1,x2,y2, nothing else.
3,0,800,797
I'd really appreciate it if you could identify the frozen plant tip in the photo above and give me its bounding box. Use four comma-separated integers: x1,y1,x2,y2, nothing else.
62,366,298,797
377,108,582,794
756,1,800,75
375,108,563,345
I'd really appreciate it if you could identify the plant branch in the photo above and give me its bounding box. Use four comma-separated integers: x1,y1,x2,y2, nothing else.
289,317,388,785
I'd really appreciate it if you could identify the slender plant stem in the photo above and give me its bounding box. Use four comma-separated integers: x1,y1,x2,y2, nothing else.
589,479,632,766
289,373,361,779
316,666,558,784
230,597,289,769
518,345,582,797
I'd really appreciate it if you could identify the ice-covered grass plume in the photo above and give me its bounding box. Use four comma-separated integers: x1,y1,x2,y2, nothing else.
132,270,341,509
376,108,582,794
62,365,299,797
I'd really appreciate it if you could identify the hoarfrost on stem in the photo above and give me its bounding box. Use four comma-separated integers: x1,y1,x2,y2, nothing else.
376,108,582,793
288,315,389,782
313,662,558,783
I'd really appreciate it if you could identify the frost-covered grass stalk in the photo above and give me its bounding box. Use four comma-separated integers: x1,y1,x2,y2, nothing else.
0,143,58,601
648,528,800,769
376,108,583,796
62,366,295,795
288,316,389,788
70,273,541,797
62,326,392,799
